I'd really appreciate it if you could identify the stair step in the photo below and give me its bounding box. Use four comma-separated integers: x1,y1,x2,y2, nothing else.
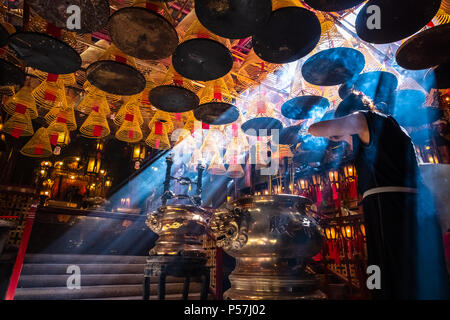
21,263,146,275
14,283,203,300
83,292,215,300
24,254,147,264
18,274,203,288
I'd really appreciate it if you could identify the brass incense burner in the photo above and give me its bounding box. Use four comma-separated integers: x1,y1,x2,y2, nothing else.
211,194,326,300
146,204,210,257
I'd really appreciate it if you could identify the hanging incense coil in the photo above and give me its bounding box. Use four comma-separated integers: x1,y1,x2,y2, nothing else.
314,12,352,53
77,91,111,116
252,0,321,64
145,121,171,150
47,120,71,147
199,130,222,163
114,96,144,126
31,76,66,110
20,127,53,158
194,78,239,125
3,112,34,139
4,86,38,119
26,0,110,34
8,32,82,74
305,0,365,12
208,151,226,176
31,69,77,86
356,0,441,44
172,19,233,81
108,1,178,60
79,110,110,139
148,110,174,133
83,81,122,104
145,120,171,150
86,44,146,96
148,66,200,113
28,14,78,49
226,162,245,179
195,0,272,39
115,115,143,143
44,97,77,131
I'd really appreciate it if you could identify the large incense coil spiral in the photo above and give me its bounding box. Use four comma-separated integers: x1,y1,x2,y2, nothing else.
79,110,111,139
172,18,233,81
199,130,222,164
115,115,143,143
145,120,171,150
236,50,280,89
28,14,78,49
114,96,144,126
44,98,77,131
31,69,77,86
148,110,174,133
4,86,38,119
47,120,71,147
314,13,352,53
77,91,111,116
3,112,34,138
226,163,245,179
83,81,122,104
208,151,226,176
20,127,53,158
31,77,66,110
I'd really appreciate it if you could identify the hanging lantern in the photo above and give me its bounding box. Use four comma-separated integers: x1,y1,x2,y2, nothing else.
341,225,354,240
132,144,146,163
360,223,366,239
19,127,53,158
87,155,101,174
328,170,340,183
299,178,310,192
344,164,356,180
312,174,322,186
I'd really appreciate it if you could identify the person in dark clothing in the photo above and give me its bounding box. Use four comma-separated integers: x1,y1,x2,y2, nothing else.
308,92,449,300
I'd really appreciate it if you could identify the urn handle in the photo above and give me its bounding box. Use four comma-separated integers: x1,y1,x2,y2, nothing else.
211,207,250,251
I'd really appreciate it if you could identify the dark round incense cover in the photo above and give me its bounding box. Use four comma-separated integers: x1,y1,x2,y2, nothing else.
149,85,200,113
396,24,450,70
195,0,272,39
86,60,146,96
0,58,25,87
172,38,233,81
26,0,110,33
194,102,239,125
425,62,450,90
302,48,365,86
338,71,398,104
305,0,365,12
252,7,321,64
281,96,330,120
108,7,179,61
8,32,82,74
356,0,441,44
241,117,283,136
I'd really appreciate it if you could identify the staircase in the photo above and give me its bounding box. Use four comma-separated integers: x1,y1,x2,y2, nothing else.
14,254,209,300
